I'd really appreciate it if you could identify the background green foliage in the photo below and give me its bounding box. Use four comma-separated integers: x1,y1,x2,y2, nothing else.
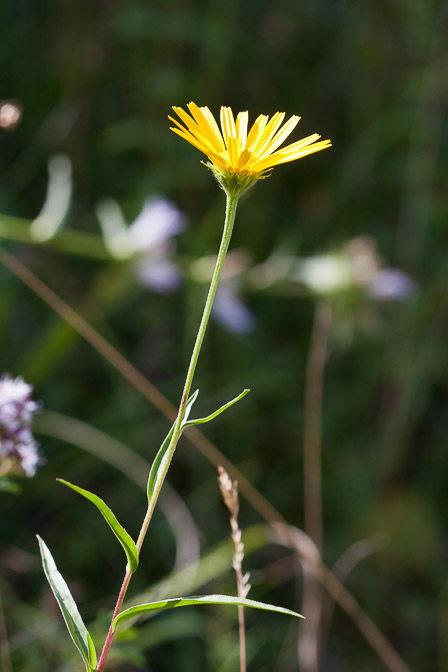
1,0,448,670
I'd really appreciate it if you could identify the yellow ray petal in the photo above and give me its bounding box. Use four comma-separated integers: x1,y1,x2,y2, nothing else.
236,111,249,148
237,148,252,170
274,133,322,155
220,106,237,146
187,102,224,153
245,115,268,151
170,126,212,156
169,116,223,157
252,139,331,171
227,136,242,169
200,106,226,151
256,115,301,159
250,112,285,155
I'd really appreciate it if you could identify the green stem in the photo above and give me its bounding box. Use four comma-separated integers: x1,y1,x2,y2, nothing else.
96,189,240,671
137,190,239,550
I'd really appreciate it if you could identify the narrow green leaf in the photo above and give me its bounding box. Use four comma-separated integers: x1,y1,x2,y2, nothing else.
113,593,303,631
58,479,138,573
37,535,96,672
182,389,250,429
146,424,175,503
183,388,200,423
146,390,199,503
87,632,97,670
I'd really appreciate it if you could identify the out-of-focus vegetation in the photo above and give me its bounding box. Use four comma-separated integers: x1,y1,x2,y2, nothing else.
1,0,447,670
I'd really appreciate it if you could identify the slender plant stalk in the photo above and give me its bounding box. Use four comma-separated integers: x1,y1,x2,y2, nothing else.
299,301,332,672
96,191,240,671
237,599,247,672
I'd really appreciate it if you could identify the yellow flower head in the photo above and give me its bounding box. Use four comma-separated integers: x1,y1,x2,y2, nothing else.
170,102,331,194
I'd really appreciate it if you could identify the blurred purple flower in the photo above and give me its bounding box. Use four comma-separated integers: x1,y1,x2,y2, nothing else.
213,285,255,335
0,374,41,478
367,268,417,302
191,250,255,335
129,196,186,253
129,196,186,293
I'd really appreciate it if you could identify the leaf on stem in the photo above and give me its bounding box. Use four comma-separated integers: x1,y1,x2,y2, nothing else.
57,479,138,573
37,535,97,672
113,593,303,631
182,389,250,429
146,389,199,503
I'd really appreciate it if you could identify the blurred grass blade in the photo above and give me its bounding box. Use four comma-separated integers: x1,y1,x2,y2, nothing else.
113,593,303,631
29,154,72,242
37,535,96,672
146,390,199,503
57,479,138,573
182,389,250,429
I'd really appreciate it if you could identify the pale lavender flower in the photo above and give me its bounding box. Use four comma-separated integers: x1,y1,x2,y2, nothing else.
213,285,255,335
129,196,186,253
191,250,256,335
366,268,417,302
0,374,41,478
97,195,186,293
130,196,186,293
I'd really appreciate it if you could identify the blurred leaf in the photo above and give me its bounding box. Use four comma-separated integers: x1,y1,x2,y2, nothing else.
0,476,21,493
58,479,138,573
37,535,97,672
113,594,303,631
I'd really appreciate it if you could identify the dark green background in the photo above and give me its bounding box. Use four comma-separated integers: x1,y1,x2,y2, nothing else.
1,1,447,670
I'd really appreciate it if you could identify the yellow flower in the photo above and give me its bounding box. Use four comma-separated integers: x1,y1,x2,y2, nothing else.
170,102,331,194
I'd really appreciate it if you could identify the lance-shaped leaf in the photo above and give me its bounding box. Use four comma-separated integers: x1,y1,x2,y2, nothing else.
146,390,199,503
113,593,303,631
37,536,97,672
58,479,138,573
182,389,250,429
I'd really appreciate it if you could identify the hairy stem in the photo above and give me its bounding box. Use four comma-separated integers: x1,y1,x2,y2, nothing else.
96,190,239,671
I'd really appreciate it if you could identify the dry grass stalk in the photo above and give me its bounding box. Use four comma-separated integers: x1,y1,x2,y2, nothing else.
218,466,251,672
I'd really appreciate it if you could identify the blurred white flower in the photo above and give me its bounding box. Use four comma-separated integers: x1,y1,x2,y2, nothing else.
299,254,353,295
0,374,42,478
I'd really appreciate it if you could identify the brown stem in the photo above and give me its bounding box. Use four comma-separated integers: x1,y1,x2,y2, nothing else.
237,602,246,672
300,302,332,672
96,569,132,672
303,302,332,551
